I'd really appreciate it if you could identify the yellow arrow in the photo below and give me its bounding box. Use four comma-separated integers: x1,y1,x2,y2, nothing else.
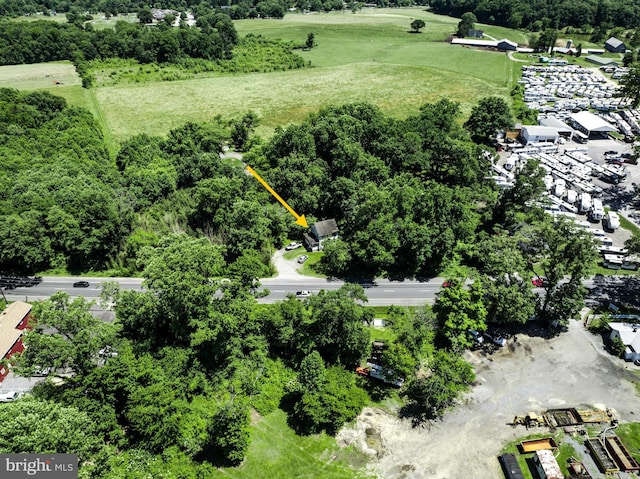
246,166,309,228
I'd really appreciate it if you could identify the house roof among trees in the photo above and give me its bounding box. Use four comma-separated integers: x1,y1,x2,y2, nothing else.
312,219,339,238
0,301,31,329
0,302,30,359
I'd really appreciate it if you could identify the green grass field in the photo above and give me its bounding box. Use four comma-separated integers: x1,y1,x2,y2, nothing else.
0,61,81,89
220,409,373,479
2,8,519,145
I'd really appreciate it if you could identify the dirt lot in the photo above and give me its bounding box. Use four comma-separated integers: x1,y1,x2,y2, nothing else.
337,318,640,479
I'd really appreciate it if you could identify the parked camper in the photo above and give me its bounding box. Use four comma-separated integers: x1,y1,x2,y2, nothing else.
590,198,604,221
604,211,620,231
578,192,592,214
595,236,614,247
554,179,566,198
504,155,518,171
565,189,577,204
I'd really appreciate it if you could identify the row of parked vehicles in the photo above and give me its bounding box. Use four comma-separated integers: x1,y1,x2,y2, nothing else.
0,276,42,289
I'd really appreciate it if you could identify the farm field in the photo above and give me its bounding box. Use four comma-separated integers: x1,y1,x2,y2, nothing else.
3,8,521,145
0,61,81,90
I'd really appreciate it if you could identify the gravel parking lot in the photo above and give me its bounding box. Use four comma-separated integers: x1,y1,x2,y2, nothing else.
338,318,640,478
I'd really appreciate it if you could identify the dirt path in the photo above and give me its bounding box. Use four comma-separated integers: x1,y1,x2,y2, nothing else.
338,319,640,478
270,249,307,280
508,50,530,62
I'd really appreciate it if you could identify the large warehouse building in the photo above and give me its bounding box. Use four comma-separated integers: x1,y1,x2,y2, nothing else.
570,111,617,138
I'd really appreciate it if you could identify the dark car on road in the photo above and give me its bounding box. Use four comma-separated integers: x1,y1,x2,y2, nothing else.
73,281,90,288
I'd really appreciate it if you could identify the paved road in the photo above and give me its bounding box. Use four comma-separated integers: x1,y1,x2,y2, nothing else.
3,276,445,306
1,275,618,307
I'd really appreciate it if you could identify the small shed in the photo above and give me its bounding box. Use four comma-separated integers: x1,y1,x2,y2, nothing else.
467,29,484,38
534,449,563,479
605,37,626,53
521,126,559,144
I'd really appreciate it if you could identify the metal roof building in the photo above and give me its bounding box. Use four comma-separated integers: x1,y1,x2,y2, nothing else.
585,55,619,67
570,111,617,138
605,37,626,53
539,116,574,137
521,126,559,144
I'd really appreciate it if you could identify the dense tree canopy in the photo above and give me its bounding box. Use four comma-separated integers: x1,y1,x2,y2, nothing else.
428,0,640,30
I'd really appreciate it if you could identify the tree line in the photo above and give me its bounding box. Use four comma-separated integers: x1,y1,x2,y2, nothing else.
429,0,640,31
0,14,238,67
0,0,405,22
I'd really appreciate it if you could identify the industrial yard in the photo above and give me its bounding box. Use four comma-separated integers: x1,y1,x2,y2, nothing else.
337,319,640,479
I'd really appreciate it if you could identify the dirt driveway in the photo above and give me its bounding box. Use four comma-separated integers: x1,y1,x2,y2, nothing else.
338,318,640,478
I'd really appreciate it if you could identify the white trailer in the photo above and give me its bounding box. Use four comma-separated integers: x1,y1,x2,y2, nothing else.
578,192,592,214
604,211,620,231
590,198,604,221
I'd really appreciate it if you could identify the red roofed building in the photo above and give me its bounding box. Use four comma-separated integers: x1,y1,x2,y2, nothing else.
0,301,32,382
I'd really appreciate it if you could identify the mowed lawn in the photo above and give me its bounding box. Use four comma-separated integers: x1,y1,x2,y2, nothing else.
0,61,81,90
96,8,515,143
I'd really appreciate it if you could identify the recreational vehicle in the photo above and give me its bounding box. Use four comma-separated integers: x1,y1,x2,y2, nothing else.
590,198,605,221
578,193,592,214
604,211,620,231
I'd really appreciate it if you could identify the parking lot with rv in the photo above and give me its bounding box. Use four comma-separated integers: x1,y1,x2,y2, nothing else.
494,135,640,270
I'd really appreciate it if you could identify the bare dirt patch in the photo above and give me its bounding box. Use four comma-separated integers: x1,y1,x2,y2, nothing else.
338,320,640,478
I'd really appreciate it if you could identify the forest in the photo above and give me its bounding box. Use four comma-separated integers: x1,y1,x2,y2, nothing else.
429,0,640,31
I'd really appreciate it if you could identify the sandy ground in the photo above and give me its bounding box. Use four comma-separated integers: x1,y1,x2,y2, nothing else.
338,318,640,479
270,249,307,280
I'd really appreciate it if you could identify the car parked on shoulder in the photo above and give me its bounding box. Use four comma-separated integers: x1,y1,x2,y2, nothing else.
297,255,309,264
285,242,302,251
73,281,90,288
